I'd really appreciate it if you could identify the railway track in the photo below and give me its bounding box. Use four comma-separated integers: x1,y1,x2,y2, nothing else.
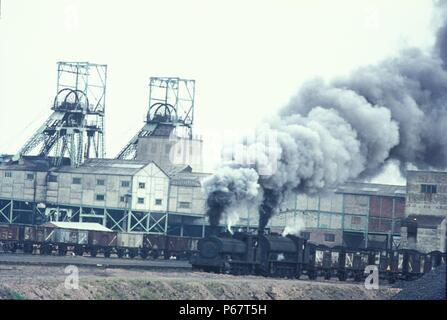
0,252,191,270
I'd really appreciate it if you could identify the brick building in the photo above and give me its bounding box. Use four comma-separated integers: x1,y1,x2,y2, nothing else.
401,170,447,253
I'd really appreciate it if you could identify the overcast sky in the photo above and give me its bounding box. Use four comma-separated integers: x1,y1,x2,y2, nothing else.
0,0,438,184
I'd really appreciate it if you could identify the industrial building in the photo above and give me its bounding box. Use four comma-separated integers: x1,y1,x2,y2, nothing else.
268,182,406,250
0,61,446,253
400,170,447,253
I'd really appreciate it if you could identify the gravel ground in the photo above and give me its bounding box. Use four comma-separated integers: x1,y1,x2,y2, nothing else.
392,264,446,300
2,263,445,300
0,264,398,300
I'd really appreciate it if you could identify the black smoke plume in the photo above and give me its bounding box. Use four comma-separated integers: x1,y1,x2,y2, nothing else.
203,2,447,232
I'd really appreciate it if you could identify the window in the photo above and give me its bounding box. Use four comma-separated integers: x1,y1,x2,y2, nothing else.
155,199,163,205
324,234,335,242
97,179,105,186
421,184,437,194
72,177,82,185
120,196,126,203
48,175,57,182
139,182,146,189
26,173,34,180
301,231,310,240
352,216,362,225
178,201,190,209
96,194,105,201
121,181,130,188
4,171,11,178
138,197,145,204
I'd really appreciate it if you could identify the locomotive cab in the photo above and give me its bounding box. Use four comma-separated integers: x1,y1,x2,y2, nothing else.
257,234,299,278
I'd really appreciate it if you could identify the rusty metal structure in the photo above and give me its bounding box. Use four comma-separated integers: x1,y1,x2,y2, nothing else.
14,62,107,167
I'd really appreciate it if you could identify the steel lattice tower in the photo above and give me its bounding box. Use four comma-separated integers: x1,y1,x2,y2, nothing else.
116,77,195,160
15,62,107,167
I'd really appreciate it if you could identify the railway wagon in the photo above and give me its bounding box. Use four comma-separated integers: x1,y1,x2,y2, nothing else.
87,230,118,257
0,224,20,252
165,235,200,260
50,227,89,256
346,249,369,282
311,245,333,280
386,249,426,281
116,232,143,258
141,234,200,260
424,250,445,272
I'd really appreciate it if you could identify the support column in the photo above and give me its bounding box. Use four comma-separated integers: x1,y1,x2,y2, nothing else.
180,217,184,237
202,217,205,237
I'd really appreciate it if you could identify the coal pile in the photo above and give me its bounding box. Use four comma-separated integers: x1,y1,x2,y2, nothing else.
392,264,446,300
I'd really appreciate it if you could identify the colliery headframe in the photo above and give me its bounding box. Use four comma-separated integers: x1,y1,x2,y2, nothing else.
0,61,446,254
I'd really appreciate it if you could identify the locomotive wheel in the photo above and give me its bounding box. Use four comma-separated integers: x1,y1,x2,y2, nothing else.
74,246,84,256
163,251,171,260
58,246,67,256
23,242,34,254
10,244,17,253
41,244,52,255
140,250,148,259
117,249,125,258
337,272,347,281
151,250,160,259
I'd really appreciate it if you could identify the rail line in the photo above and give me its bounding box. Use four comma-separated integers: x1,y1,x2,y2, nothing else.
0,252,191,270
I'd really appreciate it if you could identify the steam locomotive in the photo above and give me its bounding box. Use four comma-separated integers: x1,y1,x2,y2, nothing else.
190,232,447,282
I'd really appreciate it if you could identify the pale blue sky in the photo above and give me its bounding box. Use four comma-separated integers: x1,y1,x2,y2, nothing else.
0,0,438,183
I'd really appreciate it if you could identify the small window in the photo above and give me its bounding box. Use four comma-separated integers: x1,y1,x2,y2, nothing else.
421,184,437,194
121,181,130,188
300,231,310,240
26,173,34,180
48,175,58,182
139,182,146,189
72,177,82,185
97,179,105,186
352,216,362,225
324,234,335,242
120,196,126,203
178,201,190,209
96,194,105,201
4,171,12,178
138,197,145,204
154,199,163,205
